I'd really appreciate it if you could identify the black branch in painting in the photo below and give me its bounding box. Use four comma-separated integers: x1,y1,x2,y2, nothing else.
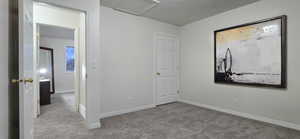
216,48,233,82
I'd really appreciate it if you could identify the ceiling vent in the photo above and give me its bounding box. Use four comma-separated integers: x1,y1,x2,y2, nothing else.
110,0,160,16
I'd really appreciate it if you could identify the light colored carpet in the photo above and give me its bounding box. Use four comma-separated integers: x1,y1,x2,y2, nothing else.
34,93,300,139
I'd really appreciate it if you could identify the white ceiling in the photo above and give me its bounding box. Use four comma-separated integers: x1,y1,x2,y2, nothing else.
101,0,260,26
40,24,74,40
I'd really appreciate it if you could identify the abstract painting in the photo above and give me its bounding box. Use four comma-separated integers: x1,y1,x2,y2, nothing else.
214,16,287,88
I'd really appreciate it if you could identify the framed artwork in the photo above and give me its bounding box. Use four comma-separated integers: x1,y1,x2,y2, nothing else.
214,15,287,88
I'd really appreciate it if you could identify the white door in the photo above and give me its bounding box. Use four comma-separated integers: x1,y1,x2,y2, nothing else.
154,33,179,105
19,0,34,138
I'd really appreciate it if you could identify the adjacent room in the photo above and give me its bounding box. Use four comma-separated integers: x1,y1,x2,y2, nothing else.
2,0,300,139
32,3,87,138
38,24,76,106
34,24,79,138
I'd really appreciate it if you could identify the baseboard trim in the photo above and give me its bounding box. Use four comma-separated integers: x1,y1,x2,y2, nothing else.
100,104,156,118
56,90,75,94
87,121,101,129
79,104,86,119
178,99,300,131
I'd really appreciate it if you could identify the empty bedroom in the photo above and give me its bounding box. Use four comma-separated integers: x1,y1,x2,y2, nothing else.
1,0,300,139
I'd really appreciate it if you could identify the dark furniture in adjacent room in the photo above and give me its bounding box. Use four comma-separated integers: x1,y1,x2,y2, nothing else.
40,80,51,105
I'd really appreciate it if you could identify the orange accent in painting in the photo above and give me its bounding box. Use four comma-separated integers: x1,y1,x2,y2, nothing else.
216,26,257,45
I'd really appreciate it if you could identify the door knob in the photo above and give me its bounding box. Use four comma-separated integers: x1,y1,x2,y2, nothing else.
156,72,160,75
11,78,33,84
24,78,34,83
11,79,23,84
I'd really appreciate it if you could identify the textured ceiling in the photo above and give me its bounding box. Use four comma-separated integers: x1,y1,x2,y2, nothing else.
101,0,260,26
40,25,74,40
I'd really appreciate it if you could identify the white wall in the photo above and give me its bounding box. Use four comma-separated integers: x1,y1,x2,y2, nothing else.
40,37,75,93
0,0,8,138
100,7,180,115
180,0,300,128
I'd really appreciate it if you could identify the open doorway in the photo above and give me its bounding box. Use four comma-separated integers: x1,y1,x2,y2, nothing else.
38,24,76,109
13,0,100,138
33,2,87,138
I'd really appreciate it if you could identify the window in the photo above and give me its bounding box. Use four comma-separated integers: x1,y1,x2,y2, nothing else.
65,46,75,72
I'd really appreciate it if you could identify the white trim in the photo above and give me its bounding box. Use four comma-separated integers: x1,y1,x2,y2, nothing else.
55,89,75,94
152,33,157,105
34,23,41,118
73,27,80,112
100,104,156,118
79,104,86,119
178,99,300,131
155,32,179,38
87,121,101,129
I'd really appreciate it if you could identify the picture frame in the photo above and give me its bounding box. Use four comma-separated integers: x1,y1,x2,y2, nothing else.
214,15,287,88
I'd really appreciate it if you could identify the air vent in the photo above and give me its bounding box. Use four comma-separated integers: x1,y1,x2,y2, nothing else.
110,0,160,16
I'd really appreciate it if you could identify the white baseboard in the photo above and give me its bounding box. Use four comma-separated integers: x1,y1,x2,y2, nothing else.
178,99,300,131
79,104,86,119
56,89,75,94
100,104,156,118
88,121,101,129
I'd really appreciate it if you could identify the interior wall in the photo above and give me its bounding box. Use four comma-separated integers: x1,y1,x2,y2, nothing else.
40,37,75,93
180,0,300,126
100,6,180,115
0,0,8,138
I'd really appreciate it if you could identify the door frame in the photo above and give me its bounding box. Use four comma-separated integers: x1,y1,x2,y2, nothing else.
33,3,86,118
35,0,102,129
153,32,180,106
